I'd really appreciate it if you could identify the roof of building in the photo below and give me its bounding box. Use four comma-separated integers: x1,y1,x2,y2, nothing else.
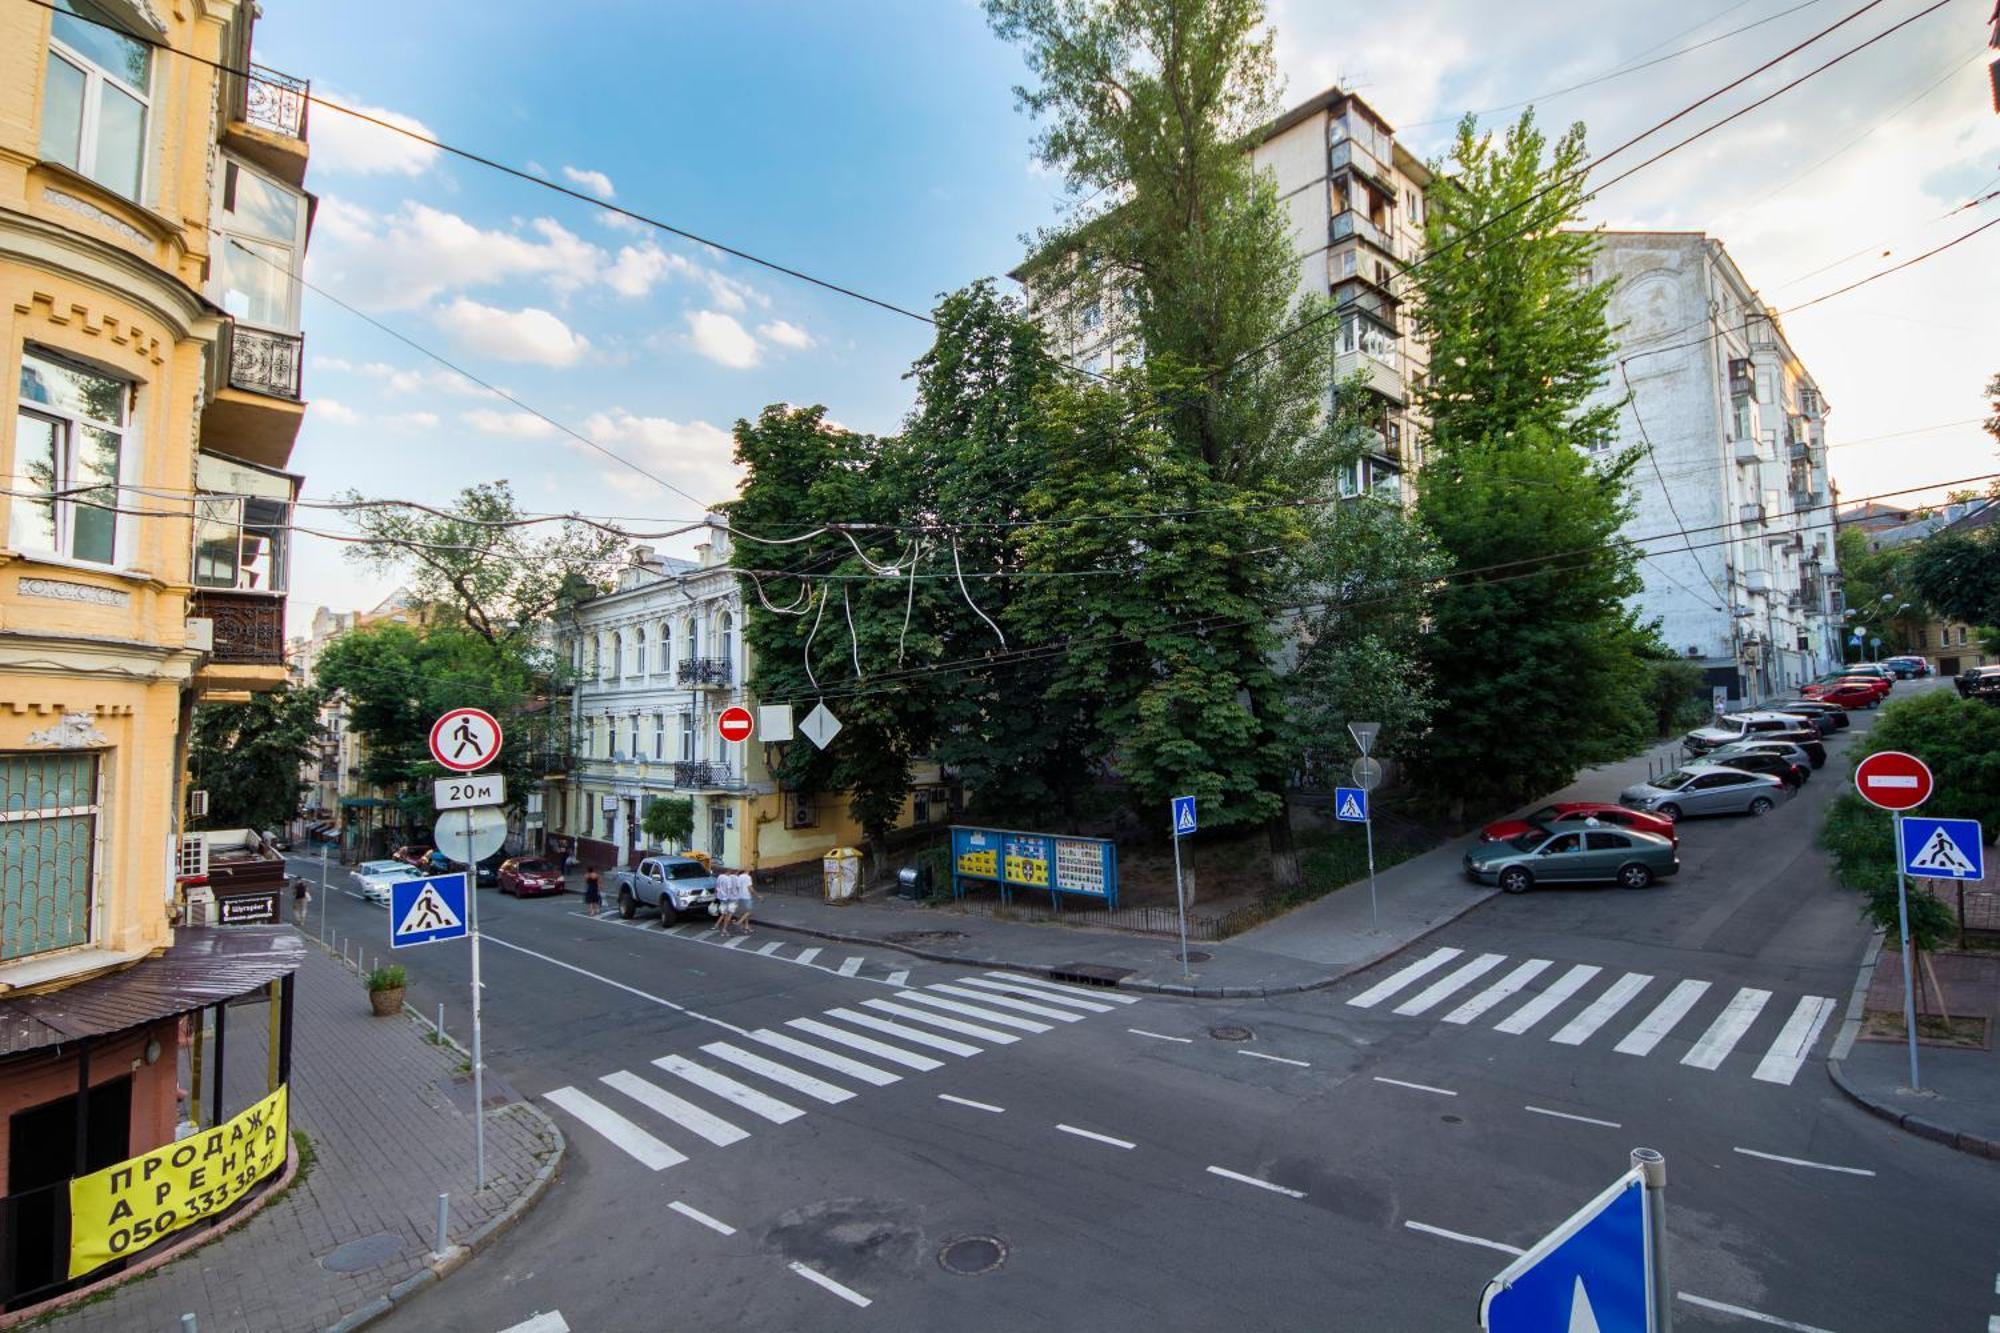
1944,499,2000,534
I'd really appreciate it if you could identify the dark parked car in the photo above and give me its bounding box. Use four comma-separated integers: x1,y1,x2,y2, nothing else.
1464,827,1680,893
497,856,565,897
1956,666,2000,698
437,851,507,886
1883,656,1930,678
1762,728,1827,768
1769,698,1849,730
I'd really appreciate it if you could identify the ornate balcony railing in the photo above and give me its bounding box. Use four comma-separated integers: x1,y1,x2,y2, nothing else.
193,590,285,666
244,63,309,140
227,324,304,401
673,761,743,790
677,657,733,688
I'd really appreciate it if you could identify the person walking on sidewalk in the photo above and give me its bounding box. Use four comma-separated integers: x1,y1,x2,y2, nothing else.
582,865,602,917
292,877,310,924
729,868,759,936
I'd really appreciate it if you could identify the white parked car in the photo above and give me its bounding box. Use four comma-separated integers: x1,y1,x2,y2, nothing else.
355,859,422,905
1682,710,1815,756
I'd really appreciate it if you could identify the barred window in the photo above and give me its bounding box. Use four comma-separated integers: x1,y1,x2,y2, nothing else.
0,752,99,962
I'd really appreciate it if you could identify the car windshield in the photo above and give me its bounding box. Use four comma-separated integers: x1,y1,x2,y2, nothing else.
513,859,554,874
666,863,710,880
358,861,401,874
1506,832,1545,852
1657,770,1697,790
1527,806,1564,823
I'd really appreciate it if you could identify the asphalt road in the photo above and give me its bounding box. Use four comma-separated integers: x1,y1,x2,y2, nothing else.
298,680,1998,1332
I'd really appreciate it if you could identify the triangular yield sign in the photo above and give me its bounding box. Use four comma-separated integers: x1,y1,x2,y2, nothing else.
396,883,462,938
1567,1275,1603,1333
1911,826,1976,874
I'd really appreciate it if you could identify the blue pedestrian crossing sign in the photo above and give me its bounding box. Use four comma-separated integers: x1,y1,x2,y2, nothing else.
1481,1169,1650,1333
391,873,469,949
1335,787,1369,823
1171,795,1197,836
1901,816,1984,881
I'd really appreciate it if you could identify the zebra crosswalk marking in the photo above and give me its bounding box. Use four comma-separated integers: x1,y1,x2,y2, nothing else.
744,1029,901,1087
884,969,910,987
837,956,864,977
652,1054,806,1124
861,997,1020,1044
1614,979,1712,1056
1681,988,1772,1070
986,972,1142,1005
794,947,822,965
543,1087,686,1169
755,941,783,956
956,977,1116,1013
1752,996,1837,1085
1493,964,1603,1035
700,1042,856,1104
1443,959,1552,1025
1394,953,1508,1016
900,991,1053,1034
1551,973,1653,1046
927,983,1085,1022
600,1071,748,1147
1347,948,1465,1009
786,1018,944,1071
831,1006,983,1056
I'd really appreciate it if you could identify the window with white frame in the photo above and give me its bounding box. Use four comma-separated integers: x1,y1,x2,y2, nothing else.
212,158,307,331
716,610,734,675
683,616,699,659
39,0,152,200
605,712,619,758
633,626,647,676
192,452,293,592
657,622,672,672
12,347,129,565
609,632,623,679
652,712,665,761
679,711,695,762
628,713,641,759
0,752,99,962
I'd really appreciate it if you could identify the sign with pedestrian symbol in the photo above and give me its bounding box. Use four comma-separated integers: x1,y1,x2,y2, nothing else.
1335,787,1369,823
390,873,468,949
1900,816,1984,881
428,708,502,774
1171,795,1197,836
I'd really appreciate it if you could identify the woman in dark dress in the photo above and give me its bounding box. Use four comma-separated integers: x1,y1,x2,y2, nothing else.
582,865,603,917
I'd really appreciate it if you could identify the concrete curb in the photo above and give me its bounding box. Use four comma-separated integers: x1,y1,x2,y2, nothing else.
1824,1057,2000,1161
319,1100,567,1333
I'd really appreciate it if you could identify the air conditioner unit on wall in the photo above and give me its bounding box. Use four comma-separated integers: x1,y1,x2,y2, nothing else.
189,790,209,818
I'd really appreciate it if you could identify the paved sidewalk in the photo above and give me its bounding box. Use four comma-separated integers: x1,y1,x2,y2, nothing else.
43,940,563,1333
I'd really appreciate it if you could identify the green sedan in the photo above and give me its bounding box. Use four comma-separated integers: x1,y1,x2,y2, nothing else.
1463,825,1680,894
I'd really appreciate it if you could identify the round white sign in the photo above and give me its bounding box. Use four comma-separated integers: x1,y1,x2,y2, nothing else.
434,806,508,864
429,707,503,773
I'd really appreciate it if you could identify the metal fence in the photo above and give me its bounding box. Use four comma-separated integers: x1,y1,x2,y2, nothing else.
755,861,825,898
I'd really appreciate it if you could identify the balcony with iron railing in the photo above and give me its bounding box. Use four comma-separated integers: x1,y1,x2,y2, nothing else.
677,657,733,688
191,590,285,668
673,761,745,791
223,61,310,187
202,322,307,473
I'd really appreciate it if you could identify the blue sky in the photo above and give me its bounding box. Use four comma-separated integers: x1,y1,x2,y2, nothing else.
258,0,2000,627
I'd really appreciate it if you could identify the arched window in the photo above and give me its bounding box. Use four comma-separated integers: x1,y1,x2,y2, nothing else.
633,626,647,676
683,615,699,659
657,621,672,672
716,610,734,679
610,631,623,678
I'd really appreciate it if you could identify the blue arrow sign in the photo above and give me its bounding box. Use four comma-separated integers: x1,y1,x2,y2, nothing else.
1901,816,1984,881
1334,787,1369,823
390,873,469,949
1171,795,1197,836
1481,1170,1649,1333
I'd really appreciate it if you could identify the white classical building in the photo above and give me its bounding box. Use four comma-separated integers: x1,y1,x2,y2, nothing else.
1592,232,1843,701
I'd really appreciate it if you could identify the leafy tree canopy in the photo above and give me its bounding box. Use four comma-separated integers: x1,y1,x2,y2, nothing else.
188,684,325,833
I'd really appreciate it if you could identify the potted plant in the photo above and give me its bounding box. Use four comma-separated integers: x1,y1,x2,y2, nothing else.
366,963,407,1017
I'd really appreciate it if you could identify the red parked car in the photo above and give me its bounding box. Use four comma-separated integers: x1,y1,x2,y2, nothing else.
1480,802,1679,846
497,856,566,897
1802,677,1886,708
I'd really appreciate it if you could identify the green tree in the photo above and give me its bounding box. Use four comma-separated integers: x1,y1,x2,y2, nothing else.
1410,112,1649,809
1835,527,1917,659
187,684,326,832
641,796,694,851
1906,530,2000,632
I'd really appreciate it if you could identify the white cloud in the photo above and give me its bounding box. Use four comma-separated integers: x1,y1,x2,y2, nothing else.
685,310,760,368
313,398,361,424
562,165,616,199
597,208,647,234
385,411,440,430
604,243,677,298
463,408,558,439
311,355,354,372
358,361,496,397
759,319,816,350
310,92,441,176
524,160,550,179
312,201,606,309
580,409,743,502
435,299,591,367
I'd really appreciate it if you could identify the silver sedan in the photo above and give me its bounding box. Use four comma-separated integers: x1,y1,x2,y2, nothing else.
1618,766,1786,822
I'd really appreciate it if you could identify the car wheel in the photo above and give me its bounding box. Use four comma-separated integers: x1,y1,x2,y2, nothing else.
658,900,681,927
1656,803,1682,823
618,887,636,920
1748,796,1775,816
1498,867,1533,895
1616,863,1654,890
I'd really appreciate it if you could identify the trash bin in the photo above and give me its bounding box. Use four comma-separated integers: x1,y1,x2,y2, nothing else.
823,847,862,903
895,866,920,900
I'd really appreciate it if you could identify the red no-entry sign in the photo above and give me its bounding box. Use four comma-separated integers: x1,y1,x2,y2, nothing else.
1854,750,1933,811
717,706,754,744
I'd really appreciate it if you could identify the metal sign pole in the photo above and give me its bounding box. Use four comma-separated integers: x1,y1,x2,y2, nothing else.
1893,812,1921,1091
1364,812,1379,929
1632,1148,1671,1333
318,844,329,939
1169,800,1191,980
465,806,488,1189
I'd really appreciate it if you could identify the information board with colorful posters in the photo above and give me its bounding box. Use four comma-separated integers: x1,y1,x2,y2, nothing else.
68,1084,289,1278
950,826,1117,905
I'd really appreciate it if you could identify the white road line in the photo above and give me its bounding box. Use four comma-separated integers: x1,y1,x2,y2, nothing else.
1676,1292,1835,1332
787,1018,943,1071
1732,1147,1876,1177
651,1055,805,1124
1523,1105,1622,1129
1056,1123,1136,1150
938,1093,1004,1113
1493,964,1602,1035
1346,947,1465,1009
986,971,1141,1004
1394,953,1509,1016
830,1006,983,1056
498,1313,570,1333
721,936,747,950
928,982,1083,1022
1682,987,1772,1070
788,1261,872,1309
837,956,864,977
754,941,783,957
897,990,1052,1033
1128,1028,1193,1044
1403,1220,1522,1257
956,976,1115,1012
1614,978,1711,1056
794,947,822,965
745,1028,901,1087
1751,996,1838,1085
885,969,909,987
484,935,746,1034
542,1087,686,1170
1443,959,1551,1025
1373,1076,1457,1097
1238,1050,1310,1067
861,998,1019,1045
600,1071,749,1147
667,1200,736,1236
700,1042,856,1104
1206,1165,1305,1198
1551,972,1654,1046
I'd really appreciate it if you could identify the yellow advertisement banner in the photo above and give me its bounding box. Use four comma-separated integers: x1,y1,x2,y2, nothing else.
67,1084,288,1279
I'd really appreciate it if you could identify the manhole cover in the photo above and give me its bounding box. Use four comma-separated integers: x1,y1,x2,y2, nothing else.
1174,950,1213,964
886,930,967,945
1209,1025,1253,1041
320,1232,403,1274
1440,1114,1463,1125
938,1234,1008,1276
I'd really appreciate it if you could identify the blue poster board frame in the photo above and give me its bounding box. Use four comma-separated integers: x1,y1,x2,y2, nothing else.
950,825,1118,908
